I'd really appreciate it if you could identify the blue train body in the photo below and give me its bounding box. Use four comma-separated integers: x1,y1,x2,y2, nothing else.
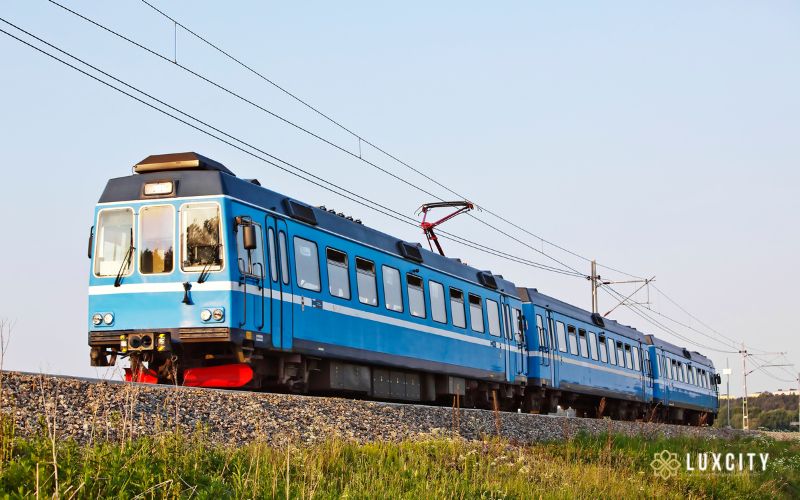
87,152,718,423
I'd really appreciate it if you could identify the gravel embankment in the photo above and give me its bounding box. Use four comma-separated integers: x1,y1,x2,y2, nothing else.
0,371,754,446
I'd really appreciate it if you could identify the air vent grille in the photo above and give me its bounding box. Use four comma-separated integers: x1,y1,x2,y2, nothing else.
398,242,424,263
283,199,318,225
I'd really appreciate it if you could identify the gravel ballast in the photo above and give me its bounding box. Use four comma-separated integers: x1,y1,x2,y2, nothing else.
0,371,751,446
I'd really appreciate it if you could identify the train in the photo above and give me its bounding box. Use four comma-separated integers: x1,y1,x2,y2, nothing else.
87,152,720,425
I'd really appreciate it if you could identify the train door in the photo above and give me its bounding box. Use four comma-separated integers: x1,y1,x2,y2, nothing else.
265,215,294,350
642,345,654,402
234,216,267,333
501,300,523,383
546,311,560,389
510,305,526,378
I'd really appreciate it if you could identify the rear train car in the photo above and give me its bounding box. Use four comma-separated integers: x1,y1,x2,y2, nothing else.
88,152,528,408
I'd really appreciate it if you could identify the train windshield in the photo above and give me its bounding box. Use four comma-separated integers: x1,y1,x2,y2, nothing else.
94,208,134,276
181,203,223,271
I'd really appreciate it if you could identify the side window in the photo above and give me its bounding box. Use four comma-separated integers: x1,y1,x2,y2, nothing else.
598,335,608,363
293,237,320,291
616,342,625,368
536,315,545,347
689,366,696,385
547,317,555,349
278,231,289,285
355,258,378,306
326,248,350,299
624,344,633,369
632,346,640,371
670,359,677,380
450,288,466,328
567,325,578,355
588,332,599,361
407,274,426,318
140,205,175,274
95,208,134,277
430,281,446,323
469,294,484,333
578,329,589,358
607,338,617,365
486,299,501,337
267,228,278,282
556,321,567,353
181,203,222,272
236,222,264,277
382,266,403,312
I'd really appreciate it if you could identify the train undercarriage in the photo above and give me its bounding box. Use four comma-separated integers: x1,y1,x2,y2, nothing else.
90,333,714,427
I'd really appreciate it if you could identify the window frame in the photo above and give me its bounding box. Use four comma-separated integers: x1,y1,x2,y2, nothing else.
607,337,617,365
278,231,289,285
382,265,404,313
325,247,351,300
486,298,501,337
588,331,599,361
468,293,485,333
450,288,466,328
631,345,640,372
138,204,176,276
406,274,426,319
567,325,578,356
355,257,378,307
293,236,321,292
578,329,589,358
267,227,278,282
598,335,608,363
93,207,135,278
180,202,224,273
536,314,546,348
556,321,567,353
624,344,633,369
429,280,447,324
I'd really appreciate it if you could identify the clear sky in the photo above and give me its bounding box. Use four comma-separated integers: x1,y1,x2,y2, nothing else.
1,1,798,395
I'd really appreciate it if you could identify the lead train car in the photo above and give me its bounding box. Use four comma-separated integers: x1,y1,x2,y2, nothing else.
88,152,528,408
520,288,719,424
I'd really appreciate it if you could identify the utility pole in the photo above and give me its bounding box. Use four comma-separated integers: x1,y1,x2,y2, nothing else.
741,344,749,430
588,260,654,316
722,361,732,428
591,260,598,314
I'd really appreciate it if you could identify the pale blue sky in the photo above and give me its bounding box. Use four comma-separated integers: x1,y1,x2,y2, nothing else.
0,1,798,395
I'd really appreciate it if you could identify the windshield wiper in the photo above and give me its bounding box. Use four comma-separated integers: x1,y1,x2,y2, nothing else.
197,261,212,284
114,229,134,287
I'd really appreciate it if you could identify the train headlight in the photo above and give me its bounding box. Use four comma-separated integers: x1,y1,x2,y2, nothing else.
103,313,114,325
200,309,212,322
92,313,103,326
212,308,224,321
143,181,174,196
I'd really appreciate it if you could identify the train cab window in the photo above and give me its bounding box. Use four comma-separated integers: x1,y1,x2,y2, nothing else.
267,228,278,281
631,346,640,371
407,274,426,318
236,222,264,278
486,299,501,337
607,337,617,365
617,342,626,368
181,203,223,272
382,266,403,312
578,329,589,358
469,294,484,333
355,258,378,306
429,281,446,323
588,332,599,361
326,248,350,300
556,321,567,353
139,205,174,274
450,288,466,328
95,208,134,277
598,335,608,363
293,237,321,291
278,231,289,285
567,326,578,355
623,345,633,369
536,315,545,347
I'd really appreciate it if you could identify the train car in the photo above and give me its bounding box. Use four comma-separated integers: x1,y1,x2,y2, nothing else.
519,288,654,419
646,335,719,425
87,152,528,408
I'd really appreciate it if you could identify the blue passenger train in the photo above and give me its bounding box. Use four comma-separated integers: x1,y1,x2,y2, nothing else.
87,152,719,424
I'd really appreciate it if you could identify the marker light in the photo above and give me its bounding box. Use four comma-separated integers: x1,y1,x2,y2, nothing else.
92,313,103,326
119,335,127,353
212,308,224,321
103,313,114,325
143,181,174,196
200,309,212,321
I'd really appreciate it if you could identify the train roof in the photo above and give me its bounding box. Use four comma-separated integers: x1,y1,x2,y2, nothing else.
520,288,648,343
99,152,520,297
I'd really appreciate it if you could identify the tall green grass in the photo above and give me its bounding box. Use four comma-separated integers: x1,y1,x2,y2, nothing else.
1,416,798,498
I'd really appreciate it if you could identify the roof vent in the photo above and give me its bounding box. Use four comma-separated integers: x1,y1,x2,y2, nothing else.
134,152,235,176
398,241,424,263
478,271,498,289
683,348,692,359
283,199,318,225
590,313,605,328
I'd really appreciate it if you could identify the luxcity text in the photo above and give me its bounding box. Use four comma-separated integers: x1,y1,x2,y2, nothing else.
685,452,769,472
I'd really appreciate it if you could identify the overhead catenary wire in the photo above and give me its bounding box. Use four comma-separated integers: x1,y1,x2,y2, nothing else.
0,17,585,281
47,0,589,280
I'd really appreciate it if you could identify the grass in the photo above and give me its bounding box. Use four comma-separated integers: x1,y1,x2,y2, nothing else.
1,414,799,500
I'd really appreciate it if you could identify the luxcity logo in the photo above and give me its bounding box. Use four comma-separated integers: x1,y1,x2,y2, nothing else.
651,450,769,478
